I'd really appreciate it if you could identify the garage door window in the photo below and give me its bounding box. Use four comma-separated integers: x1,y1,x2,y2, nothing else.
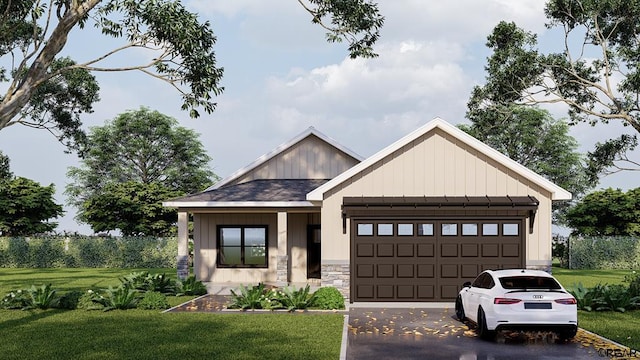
357,224,373,236
418,224,434,236
462,224,478,236
442,223,458,236
398,224,414,236
503,224,519,236
378,224,394,236
482,223,498,236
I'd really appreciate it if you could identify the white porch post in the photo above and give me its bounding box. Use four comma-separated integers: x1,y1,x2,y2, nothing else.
177,211,189,280
276,211,288,284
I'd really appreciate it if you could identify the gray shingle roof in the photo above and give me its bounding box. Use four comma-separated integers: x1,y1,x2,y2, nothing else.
173,179,329,202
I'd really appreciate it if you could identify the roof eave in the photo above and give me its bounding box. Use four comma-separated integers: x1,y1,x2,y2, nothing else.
162,201,318,208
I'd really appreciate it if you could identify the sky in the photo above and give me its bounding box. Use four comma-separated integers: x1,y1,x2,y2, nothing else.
0,0,638,234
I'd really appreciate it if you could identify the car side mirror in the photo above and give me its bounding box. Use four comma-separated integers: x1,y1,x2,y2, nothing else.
463,281,472,288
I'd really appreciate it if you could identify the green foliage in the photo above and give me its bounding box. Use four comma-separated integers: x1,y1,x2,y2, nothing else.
0,289,30,309
120,272,177,295
566,188,640,236
275,285,316,311
57,290,83,310
311,287,345,310
25,284,59,310
567,282,602,312
593,284,640,313
228,283,276,310
566,236,640,269
176,276,208,296
77,290,103,310
0,177,64,236
66,107,214,236
137,291,170,310
625,271,640,298
93,285,140,311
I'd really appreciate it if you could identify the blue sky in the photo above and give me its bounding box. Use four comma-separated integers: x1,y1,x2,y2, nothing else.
0,0,637,234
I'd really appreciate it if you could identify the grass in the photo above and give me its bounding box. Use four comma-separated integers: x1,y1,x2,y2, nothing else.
579,311,640,351
552,266,631,288
0,268,343,359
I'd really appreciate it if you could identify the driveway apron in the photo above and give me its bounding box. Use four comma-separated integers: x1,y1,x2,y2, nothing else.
346,307,607,360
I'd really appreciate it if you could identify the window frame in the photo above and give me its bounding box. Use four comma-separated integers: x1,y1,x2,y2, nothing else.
217,225,268,268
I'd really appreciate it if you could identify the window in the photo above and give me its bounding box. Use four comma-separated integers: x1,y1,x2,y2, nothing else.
398,224,414,236
218,226,267,268
357,223,373,236
462,223,478,236
418,224,434,236
503,223,519,236
482,223,498,236
378,223,393,236
441,223,458,236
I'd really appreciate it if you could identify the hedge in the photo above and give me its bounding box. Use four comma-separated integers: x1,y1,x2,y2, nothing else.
565,236,640,269
0,236,177,268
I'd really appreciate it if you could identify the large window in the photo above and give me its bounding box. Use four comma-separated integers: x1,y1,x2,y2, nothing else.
218,226,268,268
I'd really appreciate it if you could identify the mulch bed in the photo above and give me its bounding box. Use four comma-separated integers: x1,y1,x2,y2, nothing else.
168,295,231,312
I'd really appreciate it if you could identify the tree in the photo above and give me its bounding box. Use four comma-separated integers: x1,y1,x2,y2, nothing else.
459,105,593,223
565,188,640,236
0,151,64,235
79,181,182,236
475,0,640,178
0,0,383,151
66,107,215,235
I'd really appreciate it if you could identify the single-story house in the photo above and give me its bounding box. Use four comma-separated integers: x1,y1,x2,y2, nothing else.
163,118,571,303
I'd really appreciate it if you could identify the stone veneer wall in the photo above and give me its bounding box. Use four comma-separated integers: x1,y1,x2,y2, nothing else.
277,255,288,284
177,255,189,280
321,262,350,302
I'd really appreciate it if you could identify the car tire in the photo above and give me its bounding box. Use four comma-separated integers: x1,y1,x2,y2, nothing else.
477,307,495,341
455,296,465,321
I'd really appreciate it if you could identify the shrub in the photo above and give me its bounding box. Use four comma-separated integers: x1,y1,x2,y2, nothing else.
567,283,602,311
26,284,59,310
137,291,170,310
120,271,151,291
624,271,640,297
93,285,140,311
177,276,208,296
0,289,30,309
567,236,640,269
274,285,316,311
29,237,65,268
145,273,176,295
593,284,640,312
311,287,345,310
57,290,83,310
77,290,103,310
229,283,276,310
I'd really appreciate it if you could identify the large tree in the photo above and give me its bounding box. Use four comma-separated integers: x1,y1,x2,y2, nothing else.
459,105,593,223
565,187,640,236
66,107,214,235
474,0,640,178
0,151,64,236
0,0,383,151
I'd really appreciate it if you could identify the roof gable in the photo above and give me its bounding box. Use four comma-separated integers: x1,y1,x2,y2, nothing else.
307,118,572,201
207,127,363,191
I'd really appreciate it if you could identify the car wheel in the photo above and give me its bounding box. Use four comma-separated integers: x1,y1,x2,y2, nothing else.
455,296,465,321
477,307,495,341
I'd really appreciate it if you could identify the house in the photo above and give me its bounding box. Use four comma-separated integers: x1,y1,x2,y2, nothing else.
163,118,571,303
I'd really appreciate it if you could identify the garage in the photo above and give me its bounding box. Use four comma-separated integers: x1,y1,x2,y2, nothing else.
345,196,538,302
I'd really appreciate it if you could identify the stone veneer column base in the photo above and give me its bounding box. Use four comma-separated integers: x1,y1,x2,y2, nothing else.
321,262,350,303
276,255,289,284
177,255,189,280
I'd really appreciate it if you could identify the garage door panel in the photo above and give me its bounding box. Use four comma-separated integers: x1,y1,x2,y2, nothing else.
417,285,435,299
357,243,375,257
441,264,458,278
440,243,458,257
417,264,435,278
377,285,394,299
502,243,520,257
357,285,374,299
357,264,374,278
417,243,434,257
397,285,414,298
481,243,499,257
461,264,479,278
377,243,394,257
397,243,414,257
461,243,478,257
440,285,459,300
377,264,394,278
397,264,414,278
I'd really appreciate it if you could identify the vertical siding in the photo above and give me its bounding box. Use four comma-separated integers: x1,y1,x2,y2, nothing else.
232,135,359,184
321,128,554,266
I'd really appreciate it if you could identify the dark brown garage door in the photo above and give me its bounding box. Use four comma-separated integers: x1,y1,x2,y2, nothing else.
351,219,525,302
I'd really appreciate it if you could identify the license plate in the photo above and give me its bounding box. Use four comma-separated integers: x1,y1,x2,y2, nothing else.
524,302,552,309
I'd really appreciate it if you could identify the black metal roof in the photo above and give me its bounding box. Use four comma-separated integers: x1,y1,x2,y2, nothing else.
172,179,329,202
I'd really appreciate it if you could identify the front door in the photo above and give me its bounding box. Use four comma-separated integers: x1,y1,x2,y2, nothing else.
307,225,321,279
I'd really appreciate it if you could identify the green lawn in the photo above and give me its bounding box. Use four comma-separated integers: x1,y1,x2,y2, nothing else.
552,266,631,288
0,268,343,359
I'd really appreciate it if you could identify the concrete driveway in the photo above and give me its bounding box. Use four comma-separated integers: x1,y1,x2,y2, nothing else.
345,306,616,360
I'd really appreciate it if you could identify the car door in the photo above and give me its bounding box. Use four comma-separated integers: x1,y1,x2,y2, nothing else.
462,272,488,323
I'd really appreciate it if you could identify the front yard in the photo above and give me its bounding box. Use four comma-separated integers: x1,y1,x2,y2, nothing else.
1,267,638,357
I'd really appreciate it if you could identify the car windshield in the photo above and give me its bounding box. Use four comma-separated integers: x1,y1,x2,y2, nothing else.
499,276,561,290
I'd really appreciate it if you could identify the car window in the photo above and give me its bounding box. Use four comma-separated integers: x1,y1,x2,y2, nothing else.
472,273,486,288
499,276,561,290
471,273,495,289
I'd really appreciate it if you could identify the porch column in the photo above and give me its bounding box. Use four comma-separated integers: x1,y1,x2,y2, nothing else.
177,211,189,280
276,211,288,284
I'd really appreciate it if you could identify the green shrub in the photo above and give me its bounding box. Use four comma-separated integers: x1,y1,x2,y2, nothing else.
567,282,603,311
57,290,83,310
311,287,345,310
6,238,29,267
567,236,640,269
77,290,103,310
26,284,59,310
177,276,207,296
120,271,151,290
137,291,170,310
145,273,176,295
624,270,640,297
29,237,65,268
593,284,640,312
275,285,316,311
93,285,140,311
229,283,276,310
0,289,30,309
